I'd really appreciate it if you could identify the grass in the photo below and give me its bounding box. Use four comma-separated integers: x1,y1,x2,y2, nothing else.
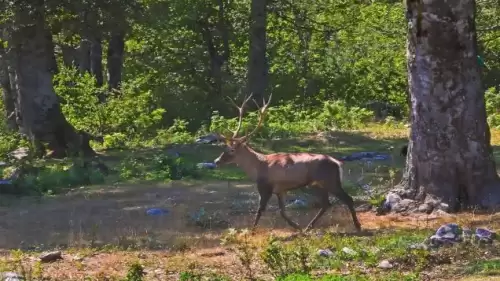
0,123,499,280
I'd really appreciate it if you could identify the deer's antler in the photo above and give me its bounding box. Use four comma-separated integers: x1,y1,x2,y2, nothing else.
226,94,253,139
239,93,272,142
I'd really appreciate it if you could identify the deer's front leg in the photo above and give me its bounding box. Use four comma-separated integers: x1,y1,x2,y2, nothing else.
276,192,301,230
252,182,272,230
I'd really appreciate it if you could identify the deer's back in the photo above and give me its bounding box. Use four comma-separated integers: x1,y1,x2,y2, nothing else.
264,152,341,189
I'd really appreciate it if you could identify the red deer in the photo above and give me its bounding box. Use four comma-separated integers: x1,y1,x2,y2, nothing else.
213,94,362,232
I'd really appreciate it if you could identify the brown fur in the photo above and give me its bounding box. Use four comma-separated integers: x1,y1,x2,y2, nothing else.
214,142,361,232
213,93,361,232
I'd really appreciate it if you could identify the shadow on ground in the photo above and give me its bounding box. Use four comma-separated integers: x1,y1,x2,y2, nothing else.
2,129,499,253
0,181,365,251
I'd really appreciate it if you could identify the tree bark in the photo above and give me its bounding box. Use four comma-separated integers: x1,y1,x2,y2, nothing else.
198,0,231,123
45,29,58,75
60,44,79,68
247,0,268,104
393,0,500,212
107,31,125,91
78,38,91,73
10,0,96,158
90,36,103,87
0,41,17,130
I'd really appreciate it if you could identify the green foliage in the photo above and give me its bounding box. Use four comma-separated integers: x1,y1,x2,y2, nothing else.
278,273,369,281
261,236,313,278
123,262,145,281
151,119,194,146
318,101,374,130
13,159,106,195
210,100,375,140
0,100,21,160
54,66,166,146
485,87,500,129
464,259,500,275
118,154,200,182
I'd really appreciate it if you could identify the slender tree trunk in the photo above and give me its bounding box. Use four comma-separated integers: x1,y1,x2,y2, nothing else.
10,0,95,158
78,38,91,73
107,31,125,91
90,37,103,87
293,9,312,102
0,41,17,130
391,0,500,212
199,0,231,124
60,44,79,68
247,0,268,104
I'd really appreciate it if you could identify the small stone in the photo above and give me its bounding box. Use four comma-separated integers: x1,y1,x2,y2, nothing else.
385,192,401,206
392,199,415,213
39,251,62,263
378,260,393,269
417,203,433,213
476,228,496,240
438,203,449,212
433,209,452,217
2,272,24,281
408,243,428,251
318,249,334,257
342,247,357,256
73,255,84,262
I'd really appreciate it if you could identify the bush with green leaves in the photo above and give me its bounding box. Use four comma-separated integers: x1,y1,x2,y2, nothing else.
485,87,500,129
6,159,106,195
118,154,200,182
54,66,166,147
209,100,375,140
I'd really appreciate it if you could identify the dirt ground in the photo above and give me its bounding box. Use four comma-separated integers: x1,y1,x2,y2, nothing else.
0,181,366,250
0,181,499,280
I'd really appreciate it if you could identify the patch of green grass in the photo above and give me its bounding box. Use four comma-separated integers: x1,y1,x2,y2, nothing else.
464,259,500,276
278,272,420,281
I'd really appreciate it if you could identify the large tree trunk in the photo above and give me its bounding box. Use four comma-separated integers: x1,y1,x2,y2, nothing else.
247,0,268,104
107,31,125,91
10,0,95,158
390,0,500,213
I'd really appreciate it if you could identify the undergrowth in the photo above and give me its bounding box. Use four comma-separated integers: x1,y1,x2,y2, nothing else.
2,225,495,281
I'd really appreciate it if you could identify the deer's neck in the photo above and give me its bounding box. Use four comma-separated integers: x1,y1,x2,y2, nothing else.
235,145,266,181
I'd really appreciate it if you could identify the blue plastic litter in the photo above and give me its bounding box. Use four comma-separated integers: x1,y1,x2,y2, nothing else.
340,152,390,162
0,179,12,185
197,162,216,169
195,134,221,144
476,228,496,240
146,208,169,216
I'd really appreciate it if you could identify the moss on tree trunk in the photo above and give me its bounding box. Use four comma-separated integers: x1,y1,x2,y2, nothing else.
10,0,96,158
393,0,500,212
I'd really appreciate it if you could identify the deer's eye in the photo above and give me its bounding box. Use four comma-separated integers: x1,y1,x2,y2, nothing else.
229,148,235,153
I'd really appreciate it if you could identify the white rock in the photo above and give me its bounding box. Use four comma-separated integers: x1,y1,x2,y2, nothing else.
342,247,357,256
378,260,393,269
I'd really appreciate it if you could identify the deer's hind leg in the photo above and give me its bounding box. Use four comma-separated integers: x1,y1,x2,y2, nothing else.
316,161,362,232
332,187,362,231
253,181,273,229
276,192,301,230
304,184,331,232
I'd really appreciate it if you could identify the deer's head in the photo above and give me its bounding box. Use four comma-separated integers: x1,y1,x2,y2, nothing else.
213,93,272,167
